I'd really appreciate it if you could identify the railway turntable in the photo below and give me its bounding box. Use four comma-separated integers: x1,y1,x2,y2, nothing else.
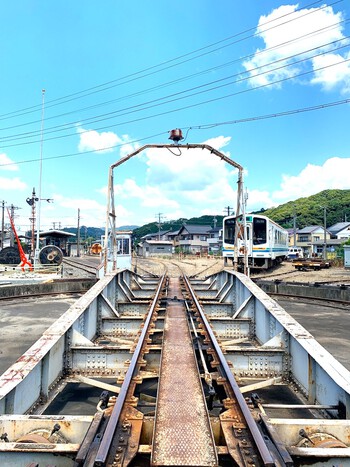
151,278,217,466
0,268,350,466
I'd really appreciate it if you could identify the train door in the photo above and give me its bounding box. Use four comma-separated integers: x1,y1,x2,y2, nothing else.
245,225,252,256
252,217,267,245
238,223,251,257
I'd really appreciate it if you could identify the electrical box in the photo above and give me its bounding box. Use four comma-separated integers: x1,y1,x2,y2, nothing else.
344,245,350,268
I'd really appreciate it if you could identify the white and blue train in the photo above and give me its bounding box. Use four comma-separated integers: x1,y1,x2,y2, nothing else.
222,214,288,269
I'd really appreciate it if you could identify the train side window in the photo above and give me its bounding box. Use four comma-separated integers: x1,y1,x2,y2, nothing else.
253,218,267,245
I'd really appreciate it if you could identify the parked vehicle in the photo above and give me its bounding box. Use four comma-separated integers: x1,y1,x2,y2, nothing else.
287,246,304,259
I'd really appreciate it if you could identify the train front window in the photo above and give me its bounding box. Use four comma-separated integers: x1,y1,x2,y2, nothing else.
253,218,267,245
224,219,235,245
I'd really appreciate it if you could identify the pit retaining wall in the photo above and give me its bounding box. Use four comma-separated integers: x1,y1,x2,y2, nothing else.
0,278,97,299
255,279,350,302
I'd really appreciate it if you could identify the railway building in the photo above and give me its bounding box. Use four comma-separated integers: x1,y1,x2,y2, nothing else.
138,239,173,257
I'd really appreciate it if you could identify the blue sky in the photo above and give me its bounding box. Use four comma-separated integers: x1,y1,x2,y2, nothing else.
0,0,349,233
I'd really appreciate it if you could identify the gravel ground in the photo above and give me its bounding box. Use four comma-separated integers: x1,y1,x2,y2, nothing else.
250,260,350,284
134,256,350,283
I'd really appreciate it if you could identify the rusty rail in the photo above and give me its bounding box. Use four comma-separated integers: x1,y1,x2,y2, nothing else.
183,274,275,466
93,274,166,466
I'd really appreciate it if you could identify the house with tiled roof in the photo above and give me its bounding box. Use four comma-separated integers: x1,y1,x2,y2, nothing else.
296,225,331,257
177,224,212,254
328,222,350,241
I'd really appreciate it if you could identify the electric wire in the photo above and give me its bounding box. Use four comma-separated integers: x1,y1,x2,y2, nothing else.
1,25,349,144
0,0,343,122
1,96,348,169
0,47,349,150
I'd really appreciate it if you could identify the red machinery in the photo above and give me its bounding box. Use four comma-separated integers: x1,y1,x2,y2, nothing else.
7,209,33,271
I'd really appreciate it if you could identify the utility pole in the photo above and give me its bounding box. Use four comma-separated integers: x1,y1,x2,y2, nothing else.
323,206,327,260
1,200,5,250
26,188,52,261
223,206,233,216
27,188,38,258
77,208,81,257
293,205,297,247
156,212,164,240
9,204,20,247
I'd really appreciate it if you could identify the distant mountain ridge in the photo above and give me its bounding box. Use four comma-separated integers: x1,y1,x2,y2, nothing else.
62,225,139,240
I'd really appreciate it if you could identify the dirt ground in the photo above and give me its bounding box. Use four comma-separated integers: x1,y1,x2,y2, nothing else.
135,256,350,283
250,260,350,284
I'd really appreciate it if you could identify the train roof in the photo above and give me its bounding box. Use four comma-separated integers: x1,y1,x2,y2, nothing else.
224,214,287,230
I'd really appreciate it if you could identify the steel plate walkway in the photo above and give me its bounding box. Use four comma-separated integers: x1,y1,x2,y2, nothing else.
151,278,217,466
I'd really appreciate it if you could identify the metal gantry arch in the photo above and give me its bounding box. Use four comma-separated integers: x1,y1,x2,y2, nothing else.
103,142,248,274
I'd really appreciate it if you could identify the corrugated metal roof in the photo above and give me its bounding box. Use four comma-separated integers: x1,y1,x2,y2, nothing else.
38,229,76,237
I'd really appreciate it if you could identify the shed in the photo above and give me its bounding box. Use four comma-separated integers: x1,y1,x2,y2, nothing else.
37,230,76,256
142,240,173,257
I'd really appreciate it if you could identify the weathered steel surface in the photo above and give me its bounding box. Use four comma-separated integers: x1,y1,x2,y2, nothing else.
152,278,217,466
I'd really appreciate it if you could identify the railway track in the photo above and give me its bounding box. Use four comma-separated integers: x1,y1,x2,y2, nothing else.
63,256,100,276
135,256,224,278
1,266,350,465
75,271,277,466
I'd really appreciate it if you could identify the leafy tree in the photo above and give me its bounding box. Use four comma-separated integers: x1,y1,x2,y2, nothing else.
260,189,350,229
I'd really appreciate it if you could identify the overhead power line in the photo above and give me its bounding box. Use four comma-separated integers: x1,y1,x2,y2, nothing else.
0,97,348,169
1,19,348,140
0,0,343,122
0,50,349,150
0,26,349,148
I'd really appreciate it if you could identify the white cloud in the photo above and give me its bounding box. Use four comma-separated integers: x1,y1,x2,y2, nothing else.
144,135,235,190
244,157,350,212
311,52,350,92
96,135,241,224
0,177,27,190
0,153,19,171
113,178,180,210
246,189,275,212
113,136,242,220
272,157,350,201
48,193,133,228
77,127,139,156
243,4,349,91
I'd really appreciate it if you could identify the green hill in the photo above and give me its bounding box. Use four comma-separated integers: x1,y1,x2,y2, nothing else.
57,190,350,244
260,189,350,229
133,189,350,242
132,215,224,244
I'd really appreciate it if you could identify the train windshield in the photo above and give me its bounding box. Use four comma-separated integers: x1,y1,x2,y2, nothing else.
224,218,236,245
253,218,267,245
